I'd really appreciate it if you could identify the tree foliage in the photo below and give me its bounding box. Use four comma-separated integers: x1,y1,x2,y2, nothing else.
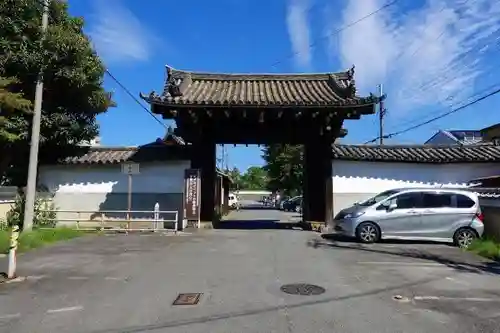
0,0,114,185
0,76,32,142
261,144,303,196
226,166,268,191
240,166,268,190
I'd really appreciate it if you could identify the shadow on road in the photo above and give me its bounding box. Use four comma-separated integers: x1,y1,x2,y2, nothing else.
216,219,301,230
309,233,500,276
90,272,450,333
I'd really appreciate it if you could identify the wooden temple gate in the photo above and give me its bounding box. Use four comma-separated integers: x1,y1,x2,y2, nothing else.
141,66,381,228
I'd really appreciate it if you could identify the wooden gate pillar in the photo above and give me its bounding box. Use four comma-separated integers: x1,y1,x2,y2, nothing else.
191,139,216,227
222,177,230,215
303,136,333,230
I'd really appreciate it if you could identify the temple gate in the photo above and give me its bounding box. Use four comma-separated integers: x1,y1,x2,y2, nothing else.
141,66,381,228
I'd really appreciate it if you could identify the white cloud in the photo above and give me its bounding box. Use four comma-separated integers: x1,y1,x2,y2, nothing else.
286,0,312,69
330,0,500,114
88,0,158,64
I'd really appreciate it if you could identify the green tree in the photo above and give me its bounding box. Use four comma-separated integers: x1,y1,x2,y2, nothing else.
0,77,32,142
240,166,267,190
262,144,303,196
0,0,114,185
227,167,242,191
225,166,268,191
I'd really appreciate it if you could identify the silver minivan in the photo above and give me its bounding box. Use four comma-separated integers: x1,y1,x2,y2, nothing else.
331,188,484,248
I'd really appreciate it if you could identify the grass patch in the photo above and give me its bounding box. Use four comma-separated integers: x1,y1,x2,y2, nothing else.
0,228,84,254
468,239,500,260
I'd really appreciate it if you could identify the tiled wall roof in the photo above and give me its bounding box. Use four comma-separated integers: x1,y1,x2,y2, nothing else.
332,143,500,163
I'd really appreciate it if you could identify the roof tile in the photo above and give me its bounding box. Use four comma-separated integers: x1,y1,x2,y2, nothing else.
332,143,500,163
140,66,380,108
61,146,189,165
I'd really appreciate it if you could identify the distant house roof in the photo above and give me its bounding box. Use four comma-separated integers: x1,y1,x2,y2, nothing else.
425,130,483,145
332,143,500,163
481,123,500,134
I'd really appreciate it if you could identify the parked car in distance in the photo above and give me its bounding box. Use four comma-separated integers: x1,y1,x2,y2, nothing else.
283,196,302,212
278,196,290,210
330,188,484,248
229,193,239,209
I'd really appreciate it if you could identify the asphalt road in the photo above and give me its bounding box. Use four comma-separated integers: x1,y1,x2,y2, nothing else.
1,206,500,332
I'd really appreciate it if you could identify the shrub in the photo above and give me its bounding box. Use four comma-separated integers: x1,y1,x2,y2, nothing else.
0,218,7,231
6,193,57,230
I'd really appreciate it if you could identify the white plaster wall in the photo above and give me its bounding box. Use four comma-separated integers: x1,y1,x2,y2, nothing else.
39,161,190,194
331,160,500,216
38,161,190,224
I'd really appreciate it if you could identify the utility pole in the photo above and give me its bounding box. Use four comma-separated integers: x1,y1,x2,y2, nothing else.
22,0,50,231
378,84,386,145
224,145,229,171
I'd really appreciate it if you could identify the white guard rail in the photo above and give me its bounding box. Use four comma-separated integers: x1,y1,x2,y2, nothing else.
38,209,179,233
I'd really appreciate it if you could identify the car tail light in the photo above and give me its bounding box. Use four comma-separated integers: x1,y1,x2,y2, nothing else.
476,212,484,223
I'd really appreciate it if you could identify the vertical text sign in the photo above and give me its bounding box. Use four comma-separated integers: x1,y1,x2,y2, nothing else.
184,169,201,220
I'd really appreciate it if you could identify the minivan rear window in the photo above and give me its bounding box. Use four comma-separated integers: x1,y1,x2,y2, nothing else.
422,192,475,208
456,194,475,208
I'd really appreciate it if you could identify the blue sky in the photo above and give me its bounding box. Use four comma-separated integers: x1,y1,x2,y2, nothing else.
68,0,500,171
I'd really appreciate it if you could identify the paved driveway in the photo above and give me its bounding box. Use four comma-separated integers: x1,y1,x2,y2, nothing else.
0,208,499,333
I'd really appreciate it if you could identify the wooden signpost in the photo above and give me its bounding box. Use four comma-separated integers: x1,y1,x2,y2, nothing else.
184,169,201,228
121,162,140,229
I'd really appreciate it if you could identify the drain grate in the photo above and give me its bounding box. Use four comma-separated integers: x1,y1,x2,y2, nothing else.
172,293,202,306
280,284,325,296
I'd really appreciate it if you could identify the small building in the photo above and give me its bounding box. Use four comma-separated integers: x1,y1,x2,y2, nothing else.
425,130,483,145
480,123,500,144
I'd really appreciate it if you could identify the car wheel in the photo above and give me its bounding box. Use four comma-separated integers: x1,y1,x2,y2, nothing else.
295,206,300,213
356,222,380,244
453,228,477,248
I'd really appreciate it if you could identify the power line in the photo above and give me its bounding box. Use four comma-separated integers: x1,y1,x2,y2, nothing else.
160,0,400,103
374,32,499,139
106,1,399,129
388,81,500,132
382,2,450,89
370,0,478,141
364,85,500,143
269,0,400,68
400,34,500,107
104,69,167,129
31,0,166,129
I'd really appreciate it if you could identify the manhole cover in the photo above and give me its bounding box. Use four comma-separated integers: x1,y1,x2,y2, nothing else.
172,293,202,306
392,295,410,302
280,284,326,296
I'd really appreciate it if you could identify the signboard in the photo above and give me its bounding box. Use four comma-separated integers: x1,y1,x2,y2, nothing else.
121,162,140,175
184,169,201,222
